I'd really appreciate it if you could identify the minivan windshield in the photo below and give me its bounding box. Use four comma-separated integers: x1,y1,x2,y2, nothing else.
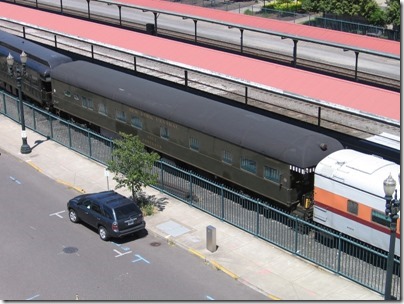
114,204,138,220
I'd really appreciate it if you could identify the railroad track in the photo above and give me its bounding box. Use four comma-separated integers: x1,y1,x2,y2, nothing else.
8,0,400,92
0,14,399,162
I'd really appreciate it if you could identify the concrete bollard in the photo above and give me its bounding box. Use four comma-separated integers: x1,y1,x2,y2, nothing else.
206,225,217,252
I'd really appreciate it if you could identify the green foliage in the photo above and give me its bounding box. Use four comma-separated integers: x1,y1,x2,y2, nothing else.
265,0,302,11
366,6,387,26
300,0,389,26
300,0,321,12
385,0,400,28
107,132,160,199
139,202,156,216
134,192,157,216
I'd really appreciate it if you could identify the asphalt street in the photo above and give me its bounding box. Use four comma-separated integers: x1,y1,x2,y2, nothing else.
0,149,268,300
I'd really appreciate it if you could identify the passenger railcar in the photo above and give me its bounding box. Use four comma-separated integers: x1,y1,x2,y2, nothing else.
50,60,344,218
0,30,72,107
314,149,400,256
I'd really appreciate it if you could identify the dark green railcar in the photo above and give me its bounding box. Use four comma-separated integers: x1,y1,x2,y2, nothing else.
0,30,72,107
51,60,343,218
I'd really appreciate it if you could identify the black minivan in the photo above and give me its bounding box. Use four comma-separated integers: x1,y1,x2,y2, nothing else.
67,190,146,241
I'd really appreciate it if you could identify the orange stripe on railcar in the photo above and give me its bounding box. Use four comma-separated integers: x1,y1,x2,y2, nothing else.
314,187,401,238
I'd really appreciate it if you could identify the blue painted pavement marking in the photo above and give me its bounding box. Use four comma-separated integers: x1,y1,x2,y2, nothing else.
111,242,131,251
132,254,150,264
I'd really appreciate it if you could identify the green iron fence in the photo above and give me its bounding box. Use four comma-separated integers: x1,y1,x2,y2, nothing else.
0,91,400,299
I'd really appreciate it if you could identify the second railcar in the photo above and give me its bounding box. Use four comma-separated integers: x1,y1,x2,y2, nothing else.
0,30,72,107
50,60,344,217
314,149,400,256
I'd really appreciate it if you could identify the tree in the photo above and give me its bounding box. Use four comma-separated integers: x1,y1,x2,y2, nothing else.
301,0,387,26
107,132,160,199
385,0,400,29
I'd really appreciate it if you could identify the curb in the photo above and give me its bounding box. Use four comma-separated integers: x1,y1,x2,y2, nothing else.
56,179,86,194
188,248,239,280
23,158,278,300
26,160,86,194
26,160,43,173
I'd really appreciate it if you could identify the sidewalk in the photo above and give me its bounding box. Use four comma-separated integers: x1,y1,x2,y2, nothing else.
0,115,383,300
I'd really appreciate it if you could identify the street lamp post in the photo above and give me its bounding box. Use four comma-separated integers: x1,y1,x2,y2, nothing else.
7,51,32,154
383,173,400,300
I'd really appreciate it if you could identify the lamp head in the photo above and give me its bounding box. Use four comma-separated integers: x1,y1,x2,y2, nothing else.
20,51,27,64
6,53,14,67
383,173,396,197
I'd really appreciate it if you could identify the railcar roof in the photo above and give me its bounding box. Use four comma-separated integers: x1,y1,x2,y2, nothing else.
315,149,400,199
51,61,344,170
0,30,72,77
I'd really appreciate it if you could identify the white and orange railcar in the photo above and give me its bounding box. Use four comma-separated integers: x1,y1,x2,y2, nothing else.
313,149,400,257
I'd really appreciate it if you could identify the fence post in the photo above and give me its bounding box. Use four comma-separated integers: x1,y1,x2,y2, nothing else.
49,114,53,139
32,108,36,131
221,184,224,220
294,216,299,253
337,233,342,274
256,200,260,236
88,131,92,158
2,92,7,115
189,170,193,205
68,124,72,148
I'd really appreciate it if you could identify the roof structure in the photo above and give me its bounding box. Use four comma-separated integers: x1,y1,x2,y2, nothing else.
51,60,344,170
0,2,400,124
94,0,400,58
0,30,72,77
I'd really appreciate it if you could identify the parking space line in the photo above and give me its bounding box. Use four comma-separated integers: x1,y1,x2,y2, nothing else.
49,210,65,218
26,294,40,300
9,176,21,184
113,249,132,258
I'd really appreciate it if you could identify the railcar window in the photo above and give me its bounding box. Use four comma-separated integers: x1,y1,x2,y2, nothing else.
87,98,94,110
64,90,71,97
81,96,94,110
116,110,126,122
30,75,39,86
81,96,88,108
160,126,169,140
347,200,359,215
222,150,233,164
98,103,108,116
371,209,391,227
264,166,280,182
189,137,199,151
240,157,257,174
73,94,79,101
131,116,143,129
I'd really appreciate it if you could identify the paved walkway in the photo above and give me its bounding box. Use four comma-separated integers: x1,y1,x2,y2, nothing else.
0,115,383,300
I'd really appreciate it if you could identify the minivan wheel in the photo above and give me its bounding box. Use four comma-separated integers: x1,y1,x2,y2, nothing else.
69,209,79,223
98,226,109,241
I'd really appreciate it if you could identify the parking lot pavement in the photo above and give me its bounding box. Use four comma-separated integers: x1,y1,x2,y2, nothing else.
0,115,384,300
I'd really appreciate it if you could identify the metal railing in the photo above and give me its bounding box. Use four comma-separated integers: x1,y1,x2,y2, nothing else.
0,91,400,299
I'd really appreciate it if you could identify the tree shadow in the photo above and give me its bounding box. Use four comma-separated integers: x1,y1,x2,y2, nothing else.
133,191,169,212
